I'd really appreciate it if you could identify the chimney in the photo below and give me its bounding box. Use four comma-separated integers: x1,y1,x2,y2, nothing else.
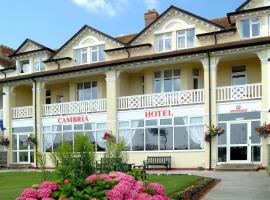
144,9,159,27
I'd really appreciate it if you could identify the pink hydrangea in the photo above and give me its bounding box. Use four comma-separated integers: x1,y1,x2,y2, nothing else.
39,181,59,191
110,172,136,184
86,174,112,183
147,183,165,195
133,181,144,192
20,188,38,198
37,188,52,198
152,194,169,200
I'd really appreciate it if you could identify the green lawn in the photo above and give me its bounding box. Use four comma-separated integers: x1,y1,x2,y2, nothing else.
0,172,199,200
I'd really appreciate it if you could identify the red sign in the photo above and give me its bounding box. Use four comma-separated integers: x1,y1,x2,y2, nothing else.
58,116,89,124
230,105,247,113
145,109,173,118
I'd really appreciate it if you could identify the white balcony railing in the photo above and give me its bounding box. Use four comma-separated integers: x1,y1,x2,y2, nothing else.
12,106,33,119
118,89,204,110
43,99,107,116
217,83,262,102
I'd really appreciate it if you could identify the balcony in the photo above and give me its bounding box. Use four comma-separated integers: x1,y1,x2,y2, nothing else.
118,89,204,110
12,106,33,119
43,99,107,116
217,83,262,102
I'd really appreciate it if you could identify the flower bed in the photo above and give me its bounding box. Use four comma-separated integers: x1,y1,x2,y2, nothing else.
16,172,169,200
170,177,219,200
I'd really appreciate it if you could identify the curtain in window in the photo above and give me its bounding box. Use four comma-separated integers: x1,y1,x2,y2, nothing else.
189,126,204,149
43,133,55,152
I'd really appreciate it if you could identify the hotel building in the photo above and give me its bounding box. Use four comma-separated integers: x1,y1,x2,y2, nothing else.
0,0,270,169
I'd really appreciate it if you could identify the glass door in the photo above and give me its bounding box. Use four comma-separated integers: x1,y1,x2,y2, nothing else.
229,122,249,162
12,133,34,164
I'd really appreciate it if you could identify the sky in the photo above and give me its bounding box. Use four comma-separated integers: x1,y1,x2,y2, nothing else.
0,0,245,49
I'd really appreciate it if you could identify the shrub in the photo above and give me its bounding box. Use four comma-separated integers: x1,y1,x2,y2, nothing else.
50,134,96,180
16,172,169,200
36,152,47,181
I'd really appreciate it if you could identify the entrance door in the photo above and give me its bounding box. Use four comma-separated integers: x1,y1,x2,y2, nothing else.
229,122,249,162
13,134,34,164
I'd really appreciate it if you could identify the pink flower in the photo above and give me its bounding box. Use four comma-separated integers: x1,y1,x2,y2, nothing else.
20,188,38,198
147,183,165,195
63,179,70,185
37,188,51,198
40,181,59,191
86,174,112,183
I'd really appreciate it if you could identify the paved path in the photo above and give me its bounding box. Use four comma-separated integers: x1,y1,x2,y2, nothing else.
148,170,270,200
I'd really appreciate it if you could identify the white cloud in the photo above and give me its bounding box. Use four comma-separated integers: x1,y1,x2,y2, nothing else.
72,0,160,17
143,0,160,9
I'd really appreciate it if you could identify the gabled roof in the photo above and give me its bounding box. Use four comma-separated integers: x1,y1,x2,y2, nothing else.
236,0,253,11
48,25,126,61
128,5,225,45
12,38,54,56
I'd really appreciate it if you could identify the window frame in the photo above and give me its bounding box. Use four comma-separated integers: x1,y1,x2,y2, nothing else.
155,32,173,53
19,60,30,74
74,45,105,66
177,28,196,49
34,58,45,72
76,81,98,101
231,65,247,86
153,69,181,93
241,17,261,39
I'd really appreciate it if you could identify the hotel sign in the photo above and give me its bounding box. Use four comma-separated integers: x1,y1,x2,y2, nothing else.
57,116,89,124
229,105,248,113
145,109,173,118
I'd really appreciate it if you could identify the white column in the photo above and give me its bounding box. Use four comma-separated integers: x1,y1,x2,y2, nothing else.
105,70,121,137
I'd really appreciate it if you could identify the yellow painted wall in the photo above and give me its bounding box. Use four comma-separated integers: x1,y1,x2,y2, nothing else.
14,86,32,107
217,57,261,87
46,83,70,104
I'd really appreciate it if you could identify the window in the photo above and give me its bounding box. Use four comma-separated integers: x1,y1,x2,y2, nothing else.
77,81,97,101
192,69,200,89
43,122,106,152
34,58,45,72
241,18,261,39
19,60,30,74
154,69,181,93
232,65,247,85
118,116,204,151
177,29,195,49
155,33,172,53
74,45,105,65
57,95,64,103
46,90,51,104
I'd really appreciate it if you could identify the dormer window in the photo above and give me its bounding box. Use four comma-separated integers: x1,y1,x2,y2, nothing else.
177,29,195,49
74,45,105,65
34,58,45,72
19,60,30,74
241,17,261,39
155,33,172,53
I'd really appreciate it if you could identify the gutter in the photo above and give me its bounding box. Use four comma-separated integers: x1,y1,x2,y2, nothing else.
207,52,212,170
31,78,38,168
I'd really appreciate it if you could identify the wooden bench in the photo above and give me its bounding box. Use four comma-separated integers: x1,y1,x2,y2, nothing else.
143,156,171,171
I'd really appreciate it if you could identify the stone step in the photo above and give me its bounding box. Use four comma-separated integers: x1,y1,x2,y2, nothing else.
216,164,262,171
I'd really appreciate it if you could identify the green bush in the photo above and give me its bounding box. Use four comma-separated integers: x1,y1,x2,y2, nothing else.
50,134,95,180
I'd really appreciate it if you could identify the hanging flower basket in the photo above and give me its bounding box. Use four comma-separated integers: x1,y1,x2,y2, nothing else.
204,125,224,142
26,135,37,145
103,131,115,142
255,123,270,138
0,136,10,146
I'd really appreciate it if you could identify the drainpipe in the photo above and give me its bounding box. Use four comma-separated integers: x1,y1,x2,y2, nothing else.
207,52,212,170
32,79,38,168
0,71,7,78
124,48,131,58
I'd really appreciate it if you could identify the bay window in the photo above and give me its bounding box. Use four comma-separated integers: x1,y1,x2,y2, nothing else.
241,18,261,39
154,69,181,93
177,29,195,49
74,45,105,65
118,116,204,151
77,81,97,101
155,33,172,53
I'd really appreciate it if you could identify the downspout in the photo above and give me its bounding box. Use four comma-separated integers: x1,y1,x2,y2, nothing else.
214,32,217,45
124,48,131,58
55,60,60,69
32,79,38,168
207,52,212,170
